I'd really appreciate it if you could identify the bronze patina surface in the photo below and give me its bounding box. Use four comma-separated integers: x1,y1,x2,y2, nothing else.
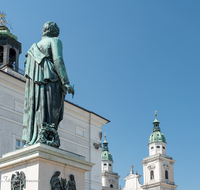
22,21,74,148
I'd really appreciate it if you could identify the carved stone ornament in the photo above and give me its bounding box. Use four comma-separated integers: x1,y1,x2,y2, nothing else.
163,164,169,169
11,171,26,190
93,143,102,149
50,172,76,190
108,179,115,184
147,165,155,170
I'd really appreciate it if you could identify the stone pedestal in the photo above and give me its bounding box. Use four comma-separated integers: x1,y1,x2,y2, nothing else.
0,143,94,190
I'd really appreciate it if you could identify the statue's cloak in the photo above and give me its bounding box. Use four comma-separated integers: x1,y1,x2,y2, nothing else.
22,43,64,145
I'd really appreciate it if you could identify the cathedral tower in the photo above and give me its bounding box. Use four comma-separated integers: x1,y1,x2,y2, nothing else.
0,23,21,71
141,112,178,190
102,134,120,190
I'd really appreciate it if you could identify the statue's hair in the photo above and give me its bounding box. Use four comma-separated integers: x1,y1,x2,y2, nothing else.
54,171,61,176
70,174,75,181
42,21,60,37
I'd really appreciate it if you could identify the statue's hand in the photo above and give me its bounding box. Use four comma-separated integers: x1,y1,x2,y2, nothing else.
64,84,75,95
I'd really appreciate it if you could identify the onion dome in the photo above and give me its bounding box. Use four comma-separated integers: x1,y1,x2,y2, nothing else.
0,25,18,41
149,112,166,144
101,133,113,162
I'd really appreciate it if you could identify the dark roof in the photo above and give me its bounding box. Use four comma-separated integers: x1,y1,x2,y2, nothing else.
65,99,110,123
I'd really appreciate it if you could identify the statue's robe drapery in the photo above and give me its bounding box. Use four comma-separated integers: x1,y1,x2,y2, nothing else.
23,37,69,146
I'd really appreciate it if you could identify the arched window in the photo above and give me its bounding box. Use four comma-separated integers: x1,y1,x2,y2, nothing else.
8,48,16,68
110,184,113,188
165,170,168,179
0,46,3,63
150,170,154,180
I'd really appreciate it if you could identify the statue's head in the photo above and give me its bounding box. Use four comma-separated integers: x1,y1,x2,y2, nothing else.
69,174,75,181
42,21,60,37
54,171,61,177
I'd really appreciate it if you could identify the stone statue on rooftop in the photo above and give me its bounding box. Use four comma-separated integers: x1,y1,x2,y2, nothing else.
22,21,74,148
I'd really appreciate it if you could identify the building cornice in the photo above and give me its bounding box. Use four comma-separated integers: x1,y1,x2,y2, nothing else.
141,154,175,164
0,143,94,172
102,171,120,178
141,181,178,189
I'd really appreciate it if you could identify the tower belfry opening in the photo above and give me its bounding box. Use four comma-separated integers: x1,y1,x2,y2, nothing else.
0,46,3,63
0,13,21,72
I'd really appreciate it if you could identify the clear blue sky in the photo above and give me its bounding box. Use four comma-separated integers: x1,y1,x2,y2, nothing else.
2,1,200,189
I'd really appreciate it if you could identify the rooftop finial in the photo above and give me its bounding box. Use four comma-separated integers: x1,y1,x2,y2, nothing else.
0,12,13,31
130,165,134,174
153,110,160,132
0,12,6,26
155,110,157,117
104,133,106,138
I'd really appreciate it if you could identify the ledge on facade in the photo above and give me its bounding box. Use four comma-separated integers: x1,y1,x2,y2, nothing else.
161,179,175,185
142,153,173,161
0,143,95,172
102,171,120,176
0,65,26,81
141,181,178,189
102,186,119,190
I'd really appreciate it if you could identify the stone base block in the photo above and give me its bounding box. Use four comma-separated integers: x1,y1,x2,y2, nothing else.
0,143,94,190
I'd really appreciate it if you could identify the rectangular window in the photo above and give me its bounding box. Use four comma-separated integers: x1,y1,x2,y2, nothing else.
15,139,25,150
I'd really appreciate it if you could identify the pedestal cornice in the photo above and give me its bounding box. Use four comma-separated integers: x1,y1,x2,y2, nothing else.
0,143,94,171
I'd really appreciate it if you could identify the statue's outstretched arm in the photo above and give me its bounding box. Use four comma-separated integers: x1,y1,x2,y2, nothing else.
51,37,70,85
51,37,74,95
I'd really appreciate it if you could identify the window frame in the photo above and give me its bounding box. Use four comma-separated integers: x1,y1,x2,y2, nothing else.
13,134,25,150
150,170,154,180
165,170,169,179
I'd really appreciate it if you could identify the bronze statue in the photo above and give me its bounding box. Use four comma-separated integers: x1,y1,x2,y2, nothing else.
50,171,67,190
66,174,76,190
22,21,74,148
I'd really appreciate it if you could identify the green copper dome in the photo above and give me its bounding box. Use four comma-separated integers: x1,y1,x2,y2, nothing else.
0,26,18,41
101,134,113,162
148,113,166,144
